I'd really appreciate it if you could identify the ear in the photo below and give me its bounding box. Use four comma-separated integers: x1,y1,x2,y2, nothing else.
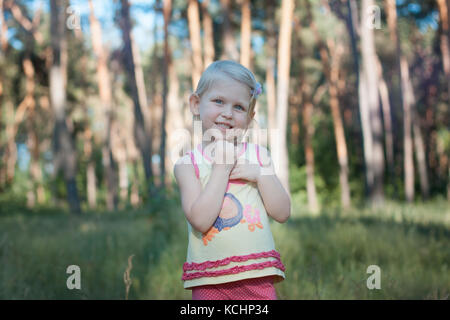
189,93,200,117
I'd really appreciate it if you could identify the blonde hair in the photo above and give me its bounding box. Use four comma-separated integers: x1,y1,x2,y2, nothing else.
194,60,260,118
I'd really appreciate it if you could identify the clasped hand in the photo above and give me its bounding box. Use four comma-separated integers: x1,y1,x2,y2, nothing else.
209,140,262,183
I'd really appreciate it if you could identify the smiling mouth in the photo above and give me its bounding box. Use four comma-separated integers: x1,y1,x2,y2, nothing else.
215,122,234,130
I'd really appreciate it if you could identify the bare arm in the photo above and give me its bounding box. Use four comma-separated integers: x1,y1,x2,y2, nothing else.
192,166,235,233
229,146,291,223
174,142,237,234
257,147,291,222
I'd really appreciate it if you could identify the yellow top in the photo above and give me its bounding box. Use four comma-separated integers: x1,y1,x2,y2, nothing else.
182,142,285,289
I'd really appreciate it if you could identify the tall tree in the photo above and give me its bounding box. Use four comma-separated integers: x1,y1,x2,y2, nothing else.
1,0,43,188
385,0,414,202
412,109,430,199
21,4,45,206
187,0,203,89
331,0,372,200
301,83,319,213
50,0,81,213
274,0,295,194
119,0,154,196
220,0,239,60
160,0,172,187
201,0,215,67
360,0,384,205
375,56,395,181
0,0,10,187
307,1,351,209
437,0,450,100
239,0,251,68
88,0,118,210
291,13,318,213
264,0,277,149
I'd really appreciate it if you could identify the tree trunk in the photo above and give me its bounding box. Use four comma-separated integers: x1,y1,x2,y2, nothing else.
160,0,172,188
328,41,351,209
0,0,6,188
26,118,45,206
437,0,450,100
307,2,350,209
83,127,97,209
266,58,276,142
358,67,374,196
386,0,415,202
340,0,374,199
88,0,118,210
361,0,384,205
1,0,44,189
166,52,185,183
265,0,277,150
302,89,319,213
131,160,140,207
3,101,16,185
201,0,215,67
50,0,81,213
119,0,153,196
400,56,416,202
240,0,251,68
412,110,430,199
289,90,300,146
187,0,203,89
375,56,395,180
219,0,239,60
23,55,45,206
75,22,97,209
274,0,294,194
131,37,151,138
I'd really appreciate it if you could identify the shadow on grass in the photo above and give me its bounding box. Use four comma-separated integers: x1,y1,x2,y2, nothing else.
274,208,449,299
286,213,450,240
0,191,187,299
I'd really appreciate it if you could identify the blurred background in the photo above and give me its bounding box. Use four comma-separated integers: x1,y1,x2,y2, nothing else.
0,0,449,299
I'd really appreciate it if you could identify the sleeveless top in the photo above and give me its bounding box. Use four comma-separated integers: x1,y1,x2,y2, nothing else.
182,142,285,289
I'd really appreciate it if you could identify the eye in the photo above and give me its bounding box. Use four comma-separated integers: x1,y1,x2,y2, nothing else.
234,105,245,111
213,99,224,105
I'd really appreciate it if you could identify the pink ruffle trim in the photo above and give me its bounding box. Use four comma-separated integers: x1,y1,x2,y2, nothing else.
182,250,285,281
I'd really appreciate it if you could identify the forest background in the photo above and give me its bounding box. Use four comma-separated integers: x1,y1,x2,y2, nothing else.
0,0,449,299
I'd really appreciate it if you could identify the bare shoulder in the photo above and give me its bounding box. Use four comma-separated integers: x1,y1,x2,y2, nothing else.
174,154,193,167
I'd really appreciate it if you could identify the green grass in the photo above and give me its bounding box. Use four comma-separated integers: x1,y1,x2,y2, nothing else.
0,196,449,299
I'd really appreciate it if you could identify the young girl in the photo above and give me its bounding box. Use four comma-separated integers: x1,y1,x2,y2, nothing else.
174,60,290,300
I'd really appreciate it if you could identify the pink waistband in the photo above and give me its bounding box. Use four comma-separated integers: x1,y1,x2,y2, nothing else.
182,250,285,281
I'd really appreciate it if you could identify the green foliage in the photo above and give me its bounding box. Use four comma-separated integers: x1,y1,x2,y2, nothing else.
437,128,450,154
1,194,448,299
0,0,449,299
275,200,450,299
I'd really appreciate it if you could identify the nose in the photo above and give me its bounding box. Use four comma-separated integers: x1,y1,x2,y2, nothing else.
221,105,233,119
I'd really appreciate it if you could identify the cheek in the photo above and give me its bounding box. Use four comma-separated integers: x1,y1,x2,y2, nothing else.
200,104,219,120
234,113,251,128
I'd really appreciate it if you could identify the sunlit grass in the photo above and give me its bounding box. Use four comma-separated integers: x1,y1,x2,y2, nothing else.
0,196,448,299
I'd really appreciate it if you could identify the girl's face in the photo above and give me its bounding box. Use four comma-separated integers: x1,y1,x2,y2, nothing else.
190,75,255,142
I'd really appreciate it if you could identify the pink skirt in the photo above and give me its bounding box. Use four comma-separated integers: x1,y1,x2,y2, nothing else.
191,276,277,300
